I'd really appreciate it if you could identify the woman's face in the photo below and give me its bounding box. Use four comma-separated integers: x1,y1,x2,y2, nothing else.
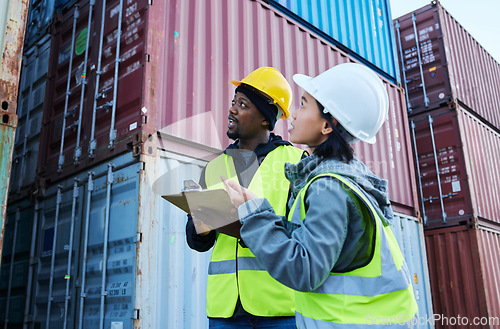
289,91,330,147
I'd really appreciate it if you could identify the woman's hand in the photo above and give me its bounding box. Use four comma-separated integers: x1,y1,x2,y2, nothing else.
222,176,258,208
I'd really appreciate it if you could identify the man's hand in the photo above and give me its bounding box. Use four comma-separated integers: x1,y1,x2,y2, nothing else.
190,211,213,235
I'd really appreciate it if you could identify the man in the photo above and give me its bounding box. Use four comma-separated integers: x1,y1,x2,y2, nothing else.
186,67,305,328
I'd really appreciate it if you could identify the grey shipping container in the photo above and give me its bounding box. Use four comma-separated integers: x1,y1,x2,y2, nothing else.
410,102,500,229
267,0,400,83
9,34,51,198
394,2,500,131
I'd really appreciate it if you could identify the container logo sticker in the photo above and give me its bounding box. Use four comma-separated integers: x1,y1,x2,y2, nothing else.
75,28,88,56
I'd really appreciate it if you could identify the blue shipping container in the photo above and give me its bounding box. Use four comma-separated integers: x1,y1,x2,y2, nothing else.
267,0,400,83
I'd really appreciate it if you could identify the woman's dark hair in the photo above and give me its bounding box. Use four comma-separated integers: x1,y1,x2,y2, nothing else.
314,100,354,162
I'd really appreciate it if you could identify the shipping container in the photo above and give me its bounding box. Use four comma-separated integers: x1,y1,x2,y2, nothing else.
425,224,500,329
9,35,51,198
265,0,400,83
37,0,149,184
410,102,500,228
0,200,36,329
36,0,419,216
394,2,500,130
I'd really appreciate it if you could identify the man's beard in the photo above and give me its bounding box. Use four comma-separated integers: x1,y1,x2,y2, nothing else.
227,129,238,140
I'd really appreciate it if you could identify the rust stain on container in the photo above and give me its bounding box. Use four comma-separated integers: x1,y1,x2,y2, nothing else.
0,0,30,114
0,113,18,263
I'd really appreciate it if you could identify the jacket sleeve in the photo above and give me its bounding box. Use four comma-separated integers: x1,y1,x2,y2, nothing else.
185,214,217,252
239,178,353,292
185,167,217,252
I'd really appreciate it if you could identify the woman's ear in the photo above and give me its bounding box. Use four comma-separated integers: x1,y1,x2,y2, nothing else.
321,120,333,135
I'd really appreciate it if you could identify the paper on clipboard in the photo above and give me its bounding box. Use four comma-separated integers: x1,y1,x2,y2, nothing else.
162,180,241,237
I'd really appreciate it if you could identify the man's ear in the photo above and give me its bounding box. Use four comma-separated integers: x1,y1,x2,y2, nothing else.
262,118,270,129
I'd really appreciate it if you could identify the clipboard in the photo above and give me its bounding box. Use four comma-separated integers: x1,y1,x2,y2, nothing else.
162,180,242,238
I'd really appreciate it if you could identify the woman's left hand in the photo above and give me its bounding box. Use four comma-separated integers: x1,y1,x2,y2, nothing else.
222,176,258,208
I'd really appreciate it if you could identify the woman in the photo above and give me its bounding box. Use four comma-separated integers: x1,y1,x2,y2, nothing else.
223,63,418,328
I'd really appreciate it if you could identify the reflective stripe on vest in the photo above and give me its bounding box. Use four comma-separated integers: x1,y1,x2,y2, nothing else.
296,313,417,329
205,145,304,317
288,173,418,327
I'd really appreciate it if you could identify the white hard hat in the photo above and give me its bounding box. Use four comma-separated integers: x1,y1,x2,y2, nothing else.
293,63,389,144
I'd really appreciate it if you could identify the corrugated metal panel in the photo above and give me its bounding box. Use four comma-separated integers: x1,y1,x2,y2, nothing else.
456,107,500,224
476,225,500,324
33,152,139,328
153,0,417,214
390,214,433,329
438,5,500,130
9,35,51,195
424,226,488,328
394,3,500,131
411,104,500,228
267,0,399,83
425,225,500,329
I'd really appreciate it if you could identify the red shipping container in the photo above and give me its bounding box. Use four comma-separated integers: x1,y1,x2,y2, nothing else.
38,0,149,183
394,2,500,130
38,0,418,215
411,103,500,228
425,224,500,329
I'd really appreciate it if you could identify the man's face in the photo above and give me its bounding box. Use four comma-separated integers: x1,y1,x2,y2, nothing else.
227,91,267,140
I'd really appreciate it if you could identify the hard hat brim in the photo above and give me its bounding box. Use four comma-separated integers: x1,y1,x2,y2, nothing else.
292,74,313,93
230,80,242,87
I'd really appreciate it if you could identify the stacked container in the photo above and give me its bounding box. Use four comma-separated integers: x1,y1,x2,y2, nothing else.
395,2,500,328
1,0,435,328
0,0,59,327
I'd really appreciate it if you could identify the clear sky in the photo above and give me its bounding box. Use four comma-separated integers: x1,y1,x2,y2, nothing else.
389,0,500,64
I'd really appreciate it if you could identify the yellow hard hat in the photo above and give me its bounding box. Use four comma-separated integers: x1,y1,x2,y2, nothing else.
231,67,293,119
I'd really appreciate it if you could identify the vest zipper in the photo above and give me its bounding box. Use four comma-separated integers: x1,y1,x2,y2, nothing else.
235,240,240,294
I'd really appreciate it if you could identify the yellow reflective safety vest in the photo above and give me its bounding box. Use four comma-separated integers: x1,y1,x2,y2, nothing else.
288,173,418,328
205,145,304,317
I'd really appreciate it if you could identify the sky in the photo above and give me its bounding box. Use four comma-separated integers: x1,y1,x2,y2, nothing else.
389,0,500,64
